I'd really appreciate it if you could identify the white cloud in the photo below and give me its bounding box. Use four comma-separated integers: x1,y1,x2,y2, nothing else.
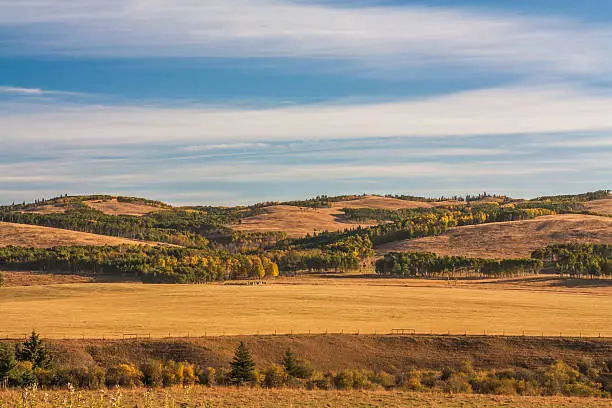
0,1,610,76
2,84,612,146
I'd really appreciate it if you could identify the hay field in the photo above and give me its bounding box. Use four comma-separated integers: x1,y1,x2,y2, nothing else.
84,198,164,216
585,197,612,215
232,196,457,238
0,221,158,248
377,214,612,259
1,387,609,408
1,281,610,338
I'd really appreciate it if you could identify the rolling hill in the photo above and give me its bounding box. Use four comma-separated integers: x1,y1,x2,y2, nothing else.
0,221,159,248
232,195,458,238
376,214,612,259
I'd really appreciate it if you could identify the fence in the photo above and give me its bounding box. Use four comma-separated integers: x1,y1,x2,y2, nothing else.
2,328,611,342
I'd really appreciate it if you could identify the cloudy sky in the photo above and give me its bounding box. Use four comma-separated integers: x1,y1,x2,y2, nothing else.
1,0,611,205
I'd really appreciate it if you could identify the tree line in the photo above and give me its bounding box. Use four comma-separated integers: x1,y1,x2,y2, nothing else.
532,244,612,278
0,245,279,283
2,333,609,397
376,252,542,279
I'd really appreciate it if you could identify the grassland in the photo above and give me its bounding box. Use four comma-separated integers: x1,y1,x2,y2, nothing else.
232,205,376,238
84,198,164,216
1,387,610,408
1,280,610,338
376,214,612,258
232,195,457,237
585,197,612,215
0,221,159,248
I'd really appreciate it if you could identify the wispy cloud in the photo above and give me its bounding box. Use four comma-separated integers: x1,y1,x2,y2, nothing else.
0,86,85,96
3,84,612,146
0,1,611,77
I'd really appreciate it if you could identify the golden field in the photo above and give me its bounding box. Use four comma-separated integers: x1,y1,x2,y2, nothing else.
1,279,610,338
0,387,610,408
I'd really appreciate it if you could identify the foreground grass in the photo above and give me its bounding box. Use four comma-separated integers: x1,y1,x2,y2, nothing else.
1,387,610,408
1,281,611,338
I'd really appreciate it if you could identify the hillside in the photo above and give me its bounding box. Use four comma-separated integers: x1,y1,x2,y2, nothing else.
232,204,376,238
331,195,460,210
377,214,612,259
0,221,158,248
84,198,166,216
585,197,612,215
232,195,457,238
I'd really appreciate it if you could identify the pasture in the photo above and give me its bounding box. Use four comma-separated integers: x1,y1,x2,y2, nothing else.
1,279,610,338
1,387,610,408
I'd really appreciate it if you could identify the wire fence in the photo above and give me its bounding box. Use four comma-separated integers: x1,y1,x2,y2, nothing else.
2,328,611,341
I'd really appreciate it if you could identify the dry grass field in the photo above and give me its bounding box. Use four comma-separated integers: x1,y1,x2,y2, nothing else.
376,214,612,258
585,197,612,215
0,221,160,248
330,195,460,210
1,387,609,408
84,198,165,216
233,205,376,238
1,271,94,286
233,196,457,238
1,280,610,338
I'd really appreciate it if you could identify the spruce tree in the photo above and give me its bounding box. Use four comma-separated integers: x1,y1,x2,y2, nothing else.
17,331,51,369
229,341,256,385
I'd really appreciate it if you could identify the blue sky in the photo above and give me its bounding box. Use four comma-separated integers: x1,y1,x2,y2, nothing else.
0,1,611,205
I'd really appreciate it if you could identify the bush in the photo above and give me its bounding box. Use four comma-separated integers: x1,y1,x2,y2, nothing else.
106,363,143,388
263,364,287,388
333,370,354,390
198,367,216,387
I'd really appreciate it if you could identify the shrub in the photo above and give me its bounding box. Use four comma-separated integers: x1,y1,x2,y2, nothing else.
333,370,354,390
106,363,143,388
198,367,216,387
263,364,287,388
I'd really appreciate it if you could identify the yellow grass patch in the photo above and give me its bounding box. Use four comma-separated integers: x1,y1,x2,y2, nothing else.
233,205,375,238
84,198,164,216
331,195,461,210
585,197,612,215
377,214,612,259
0,221,159,248
1,280,610,338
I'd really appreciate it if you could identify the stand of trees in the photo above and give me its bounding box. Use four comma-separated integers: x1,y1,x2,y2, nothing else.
0,245,279,283
376,252,542,279
532,244,612,278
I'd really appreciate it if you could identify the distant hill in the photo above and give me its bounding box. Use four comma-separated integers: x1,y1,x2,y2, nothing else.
376,214,612,259
0,221,161,248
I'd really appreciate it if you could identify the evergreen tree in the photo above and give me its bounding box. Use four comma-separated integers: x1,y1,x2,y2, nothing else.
0,345,15,383
229,341,256,385
16,331,51,369
282,348,313,379
282,348,298,376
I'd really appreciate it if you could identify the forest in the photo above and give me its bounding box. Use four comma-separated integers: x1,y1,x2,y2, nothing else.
0,245,279,283
375,252,542,278
532,244,612,278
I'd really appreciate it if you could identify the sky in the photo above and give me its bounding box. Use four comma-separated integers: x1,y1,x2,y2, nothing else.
0,0,611,205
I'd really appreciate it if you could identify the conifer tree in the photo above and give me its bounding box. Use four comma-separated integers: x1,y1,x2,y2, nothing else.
17,331,51,369
229,341,256,385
